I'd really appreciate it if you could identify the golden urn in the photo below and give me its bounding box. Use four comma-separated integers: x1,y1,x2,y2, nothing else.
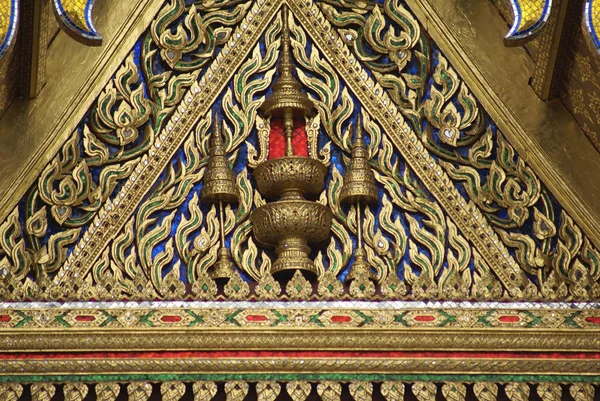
251,156,332,275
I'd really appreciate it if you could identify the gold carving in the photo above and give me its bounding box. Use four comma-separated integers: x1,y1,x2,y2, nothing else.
64,383,89,401
252,197,333,275
95,383,120,401
341,117,378,282
442,383,466,401
473,383,498,401
161,382,186,401
193,381,217,401
287,381,312,401
317,270,344,298
349,273,376,298
412,382,437,401
349,382,373,401
259,5,314,122
224,381,249,401
223,270,250,300
0,383,23,401
537,383,561,401
249,5,333,277
255,273,282,299
31,384,56,401
505,383,530,401
317,381,342,401
127,383,152,401
256,381,281,401
381,382,405,401
569,383,595,401
201,113,239,280
286,270,313,299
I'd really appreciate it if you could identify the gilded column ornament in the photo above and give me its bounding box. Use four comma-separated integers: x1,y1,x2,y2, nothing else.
64,383,89,401
0,383,23,401
251,4,332,277
193,381,218,401
201,112,240,280
95,383,120,401
287,381,312,401
340,116,379,293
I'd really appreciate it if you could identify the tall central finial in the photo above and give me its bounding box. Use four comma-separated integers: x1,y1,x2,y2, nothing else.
259,5,314,157
279,4,294,88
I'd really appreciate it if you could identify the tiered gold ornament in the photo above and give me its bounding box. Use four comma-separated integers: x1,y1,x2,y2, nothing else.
201,113,239,279
250,5,332,276
340,117,379,282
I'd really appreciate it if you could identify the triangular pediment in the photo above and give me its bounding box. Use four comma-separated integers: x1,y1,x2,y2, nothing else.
0,0,598,303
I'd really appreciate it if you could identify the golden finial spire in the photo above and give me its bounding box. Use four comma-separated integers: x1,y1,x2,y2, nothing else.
340,114,379,283
201,111,239,279
340,115,378,206
259,5,315,156
201,112,239,205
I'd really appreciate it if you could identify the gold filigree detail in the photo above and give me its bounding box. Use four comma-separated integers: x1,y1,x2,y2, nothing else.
412,382,437,401
505,383,530,401
381,382,405,401
349,273,376,298
0,383,23,401
287,381,312,401
95,383,120,401
31,384,56,401
223,270,250,300
127,383,152,401
161,381,186,401
442,383,466,401
255,273,282,299
191,272,218,300
317,270,344,299
349,382,373,401
193,381,217,401
317,381,342,401
224,381,249,401
569,383,595,401
286,270,313,299
256,381,281,401
64,383,89,401
537,383,561,401
473,383,498,401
